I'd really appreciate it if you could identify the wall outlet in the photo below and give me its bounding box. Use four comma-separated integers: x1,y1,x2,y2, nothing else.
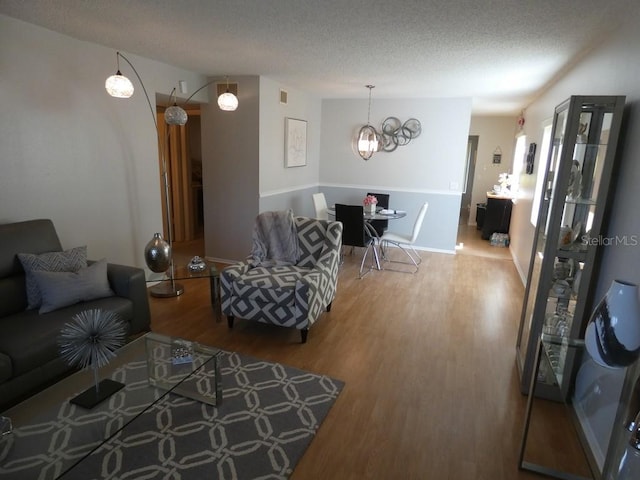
449,181,460,190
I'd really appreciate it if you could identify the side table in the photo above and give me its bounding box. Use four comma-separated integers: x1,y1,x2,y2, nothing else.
147,262,222,322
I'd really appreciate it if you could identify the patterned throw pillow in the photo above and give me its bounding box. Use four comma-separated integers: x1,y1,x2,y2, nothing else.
17,246,88,310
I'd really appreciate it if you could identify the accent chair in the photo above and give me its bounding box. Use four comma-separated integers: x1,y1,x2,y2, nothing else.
220,215,342,343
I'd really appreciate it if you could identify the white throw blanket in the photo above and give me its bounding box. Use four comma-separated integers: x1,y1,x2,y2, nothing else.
248,210,302,267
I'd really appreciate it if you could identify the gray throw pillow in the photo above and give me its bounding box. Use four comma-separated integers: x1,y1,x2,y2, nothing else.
18,246,88,310
31,259,114,314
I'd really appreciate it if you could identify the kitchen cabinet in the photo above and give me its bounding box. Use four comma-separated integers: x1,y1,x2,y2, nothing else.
481,194,513,240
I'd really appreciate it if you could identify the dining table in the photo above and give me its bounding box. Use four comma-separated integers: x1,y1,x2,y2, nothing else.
327,206,407,271
326,206,407,222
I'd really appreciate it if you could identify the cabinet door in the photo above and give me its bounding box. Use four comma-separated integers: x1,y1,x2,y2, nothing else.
481,198,513,240
516,96,626,399
516,104,568,390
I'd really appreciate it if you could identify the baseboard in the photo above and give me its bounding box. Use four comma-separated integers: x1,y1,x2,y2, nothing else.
511,249,528,286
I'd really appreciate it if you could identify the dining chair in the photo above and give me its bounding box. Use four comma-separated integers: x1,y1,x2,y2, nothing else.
380,202,429,273
312,192,329,220
367,192,390,237
335,203,380,278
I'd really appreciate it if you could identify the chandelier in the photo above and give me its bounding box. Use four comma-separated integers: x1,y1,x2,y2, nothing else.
355,85,382,160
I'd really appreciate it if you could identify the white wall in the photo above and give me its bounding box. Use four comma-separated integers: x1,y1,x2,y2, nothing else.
259,77,322,195
0,15,208,268
258,78,323,219
510,11,640,469
320,97,472,252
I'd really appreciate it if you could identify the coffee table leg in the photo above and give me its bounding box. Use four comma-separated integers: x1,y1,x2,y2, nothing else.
214,353,223,405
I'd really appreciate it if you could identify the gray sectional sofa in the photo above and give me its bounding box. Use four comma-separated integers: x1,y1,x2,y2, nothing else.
0,219,151,411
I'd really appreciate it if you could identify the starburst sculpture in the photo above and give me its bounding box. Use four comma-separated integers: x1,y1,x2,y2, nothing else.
59,309,127,408
59,309,126,369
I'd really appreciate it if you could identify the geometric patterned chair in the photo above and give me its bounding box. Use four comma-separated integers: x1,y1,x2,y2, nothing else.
220,216,343,343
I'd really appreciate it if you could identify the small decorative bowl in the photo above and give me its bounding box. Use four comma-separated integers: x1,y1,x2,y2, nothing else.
188,256,207,272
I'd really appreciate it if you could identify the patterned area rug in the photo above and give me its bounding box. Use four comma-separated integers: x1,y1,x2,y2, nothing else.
0,352,344,480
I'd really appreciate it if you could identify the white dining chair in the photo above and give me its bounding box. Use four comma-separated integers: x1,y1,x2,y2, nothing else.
312,192,329,220
380,202,429,273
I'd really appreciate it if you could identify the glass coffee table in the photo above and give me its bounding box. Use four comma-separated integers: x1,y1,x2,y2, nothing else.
0,332,222,479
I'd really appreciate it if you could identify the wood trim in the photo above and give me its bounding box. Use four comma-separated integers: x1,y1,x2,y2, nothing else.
156,112,196,243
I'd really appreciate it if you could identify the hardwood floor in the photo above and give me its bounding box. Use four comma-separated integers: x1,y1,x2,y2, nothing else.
152,229,588,479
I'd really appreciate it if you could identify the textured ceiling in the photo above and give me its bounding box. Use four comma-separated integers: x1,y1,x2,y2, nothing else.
1,0,636,114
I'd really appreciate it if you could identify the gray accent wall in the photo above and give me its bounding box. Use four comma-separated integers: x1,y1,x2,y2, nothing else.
320,186,460,253
201,76,260,263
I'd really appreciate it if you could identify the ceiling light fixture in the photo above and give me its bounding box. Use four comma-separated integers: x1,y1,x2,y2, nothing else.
355,85,382,161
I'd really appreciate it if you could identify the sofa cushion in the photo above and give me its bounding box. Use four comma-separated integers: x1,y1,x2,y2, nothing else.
32,259,114,313
0,276,28,318
231,265,311,308
0,352,11,383
18,245,87,309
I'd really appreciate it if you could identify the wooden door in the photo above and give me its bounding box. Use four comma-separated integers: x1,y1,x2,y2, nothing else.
157,112,194,242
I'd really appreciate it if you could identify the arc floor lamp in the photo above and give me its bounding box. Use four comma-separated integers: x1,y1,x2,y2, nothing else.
105,51,238,297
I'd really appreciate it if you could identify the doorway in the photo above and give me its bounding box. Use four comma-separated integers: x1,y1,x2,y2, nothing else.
156,108,204,247
459,135,478,225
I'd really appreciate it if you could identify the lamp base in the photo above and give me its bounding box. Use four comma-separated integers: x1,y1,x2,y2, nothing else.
150,282,185,298
70,379,125,409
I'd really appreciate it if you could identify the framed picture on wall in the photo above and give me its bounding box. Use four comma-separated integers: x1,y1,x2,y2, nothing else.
285,118,307,167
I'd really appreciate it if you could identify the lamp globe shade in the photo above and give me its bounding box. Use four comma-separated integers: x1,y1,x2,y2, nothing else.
105,73,134,98
218,92,238,111
165,105,188,126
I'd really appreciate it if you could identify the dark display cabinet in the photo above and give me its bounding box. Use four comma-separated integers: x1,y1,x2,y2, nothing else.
481,195,513,240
